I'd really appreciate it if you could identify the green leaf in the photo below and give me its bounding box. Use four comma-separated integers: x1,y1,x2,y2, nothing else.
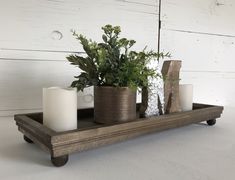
71,80,78,87
102,35,108,42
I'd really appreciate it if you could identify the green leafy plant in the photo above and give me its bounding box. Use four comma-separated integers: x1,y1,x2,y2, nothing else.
67,24,170,91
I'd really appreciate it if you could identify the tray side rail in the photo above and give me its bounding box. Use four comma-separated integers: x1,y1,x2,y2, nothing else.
14,115,56,154
51,105,223,157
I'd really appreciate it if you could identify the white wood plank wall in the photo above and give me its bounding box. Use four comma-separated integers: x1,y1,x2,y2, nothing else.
1,0,233,117
0,0,159,116
160,0,235,110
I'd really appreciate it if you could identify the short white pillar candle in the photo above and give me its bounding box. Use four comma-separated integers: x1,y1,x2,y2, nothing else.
179,84,193,111
43,87,77,132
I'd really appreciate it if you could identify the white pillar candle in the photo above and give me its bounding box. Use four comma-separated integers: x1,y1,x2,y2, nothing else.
179,84,193,111
43,87,77,132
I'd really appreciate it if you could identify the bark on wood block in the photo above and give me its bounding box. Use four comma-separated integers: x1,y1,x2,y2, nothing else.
139,87,148,118
161,60,182,114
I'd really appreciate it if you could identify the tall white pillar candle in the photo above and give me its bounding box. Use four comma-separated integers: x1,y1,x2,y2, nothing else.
179,84,193,111
43,87,77,132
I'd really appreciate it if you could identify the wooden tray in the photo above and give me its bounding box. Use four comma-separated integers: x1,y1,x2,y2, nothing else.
14,103,223,167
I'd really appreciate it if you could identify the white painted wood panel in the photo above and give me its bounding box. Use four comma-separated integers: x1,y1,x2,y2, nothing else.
0,49,75,61
0,0,159,116
0,59,142,115
162,0,235,36
181,72,235,107
161,0,235,110
0,60,97,113
160,30,235,72
0,0,159,51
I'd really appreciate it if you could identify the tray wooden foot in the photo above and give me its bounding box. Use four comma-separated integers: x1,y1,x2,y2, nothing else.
207,119,216,126
51,155,69,167
23,135,34,143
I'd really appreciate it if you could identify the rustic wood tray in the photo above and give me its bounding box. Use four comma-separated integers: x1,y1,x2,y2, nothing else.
14,103,223,167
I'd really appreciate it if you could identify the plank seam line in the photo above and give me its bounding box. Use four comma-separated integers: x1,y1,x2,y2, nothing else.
0,108,41,112
115,0,157,7
182,70,235,74
0,58,66,62
117,8,158,15
0,48,84,54
163,28,235,38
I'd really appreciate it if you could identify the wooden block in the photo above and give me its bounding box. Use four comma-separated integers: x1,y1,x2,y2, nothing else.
161,60,182,114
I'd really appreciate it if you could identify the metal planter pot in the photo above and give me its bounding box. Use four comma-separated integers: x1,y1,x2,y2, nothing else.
94,86,136,124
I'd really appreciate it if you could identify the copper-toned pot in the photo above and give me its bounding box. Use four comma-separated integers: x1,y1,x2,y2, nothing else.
94,86,136,124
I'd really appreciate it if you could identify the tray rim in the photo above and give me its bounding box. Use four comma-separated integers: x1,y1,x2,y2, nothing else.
15,103,224,136
14,103,224,157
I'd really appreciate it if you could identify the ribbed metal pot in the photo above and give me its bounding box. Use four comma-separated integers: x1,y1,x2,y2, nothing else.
94,86,136,124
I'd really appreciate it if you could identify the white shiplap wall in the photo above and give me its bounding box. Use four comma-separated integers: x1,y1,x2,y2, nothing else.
160,0,235,109
0,0,159,116
1,0,233,116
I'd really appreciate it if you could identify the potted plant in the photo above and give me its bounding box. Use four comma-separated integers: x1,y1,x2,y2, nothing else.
67,24,169,124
